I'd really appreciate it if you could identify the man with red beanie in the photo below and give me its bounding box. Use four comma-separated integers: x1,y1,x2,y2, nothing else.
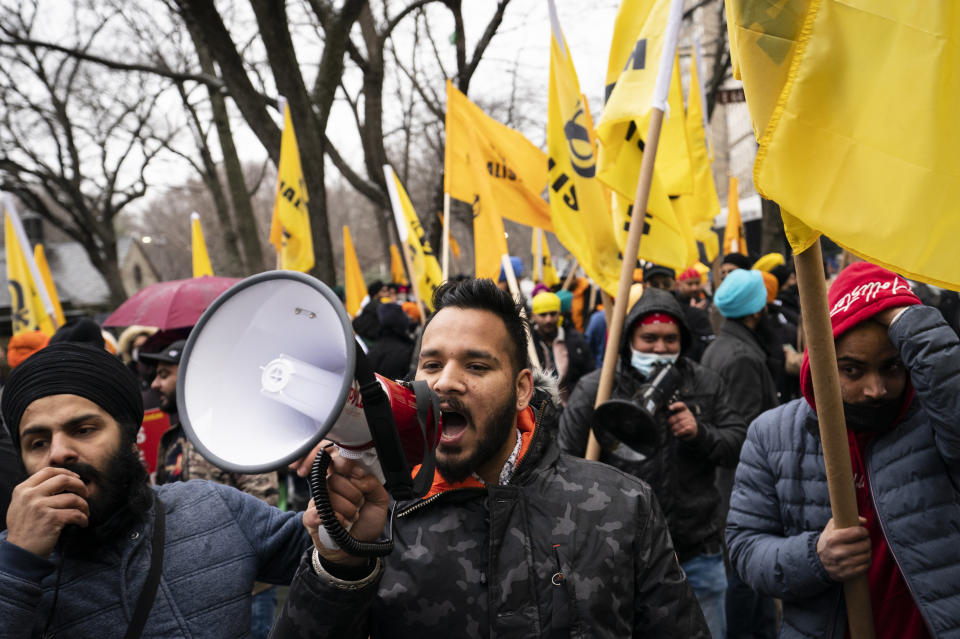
727,262,960,638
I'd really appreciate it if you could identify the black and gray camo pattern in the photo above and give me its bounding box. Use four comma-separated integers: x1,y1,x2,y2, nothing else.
269,384,709,638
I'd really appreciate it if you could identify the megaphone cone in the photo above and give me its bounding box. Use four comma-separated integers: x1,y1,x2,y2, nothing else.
177,271,357,473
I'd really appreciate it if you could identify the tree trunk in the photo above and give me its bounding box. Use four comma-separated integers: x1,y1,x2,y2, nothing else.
184,21,265,274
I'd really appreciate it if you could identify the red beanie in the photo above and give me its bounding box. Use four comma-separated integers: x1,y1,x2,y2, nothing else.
800,262,921,408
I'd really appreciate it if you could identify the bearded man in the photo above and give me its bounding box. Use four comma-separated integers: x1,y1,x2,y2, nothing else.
0,343,311,637
270,278,709,638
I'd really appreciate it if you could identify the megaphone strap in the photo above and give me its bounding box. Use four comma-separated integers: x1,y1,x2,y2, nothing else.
353,345,416,499
410,380,440,497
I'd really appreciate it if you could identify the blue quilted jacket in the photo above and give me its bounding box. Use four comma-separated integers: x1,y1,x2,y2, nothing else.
0,480,311,638
727,305,960,638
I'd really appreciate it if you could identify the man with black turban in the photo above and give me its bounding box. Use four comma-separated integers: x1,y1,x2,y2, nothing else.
0,343,312,637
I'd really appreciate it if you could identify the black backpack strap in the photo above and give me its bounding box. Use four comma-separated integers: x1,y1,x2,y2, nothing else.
123,494,165,639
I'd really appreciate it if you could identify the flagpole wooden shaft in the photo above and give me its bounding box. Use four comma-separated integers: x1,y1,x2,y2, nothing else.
442,193,451,281
500,253,541,370
562,258,579,290
794,240,875,639
399,241,427,327
587,107,665,462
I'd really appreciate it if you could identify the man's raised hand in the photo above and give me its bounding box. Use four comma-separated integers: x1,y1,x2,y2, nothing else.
6,467,90,558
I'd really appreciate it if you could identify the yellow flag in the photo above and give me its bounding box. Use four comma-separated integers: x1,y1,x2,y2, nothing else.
385,166,444,312
4,209,55,336
531,229,560,288
389,245,408,286
444,80,550,277
191,213,214,278
546,3,622,296
733,0,960,288
596,0,693,199
33,244,65,327
343,226,365,317
725,0,809,141
270,104,314,272
677,49,721,227
723,176,747,256
674,47,721,264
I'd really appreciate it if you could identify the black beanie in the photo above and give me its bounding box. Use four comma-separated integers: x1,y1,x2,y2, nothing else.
2,342,144,453
49,317,106,350
722,253,752,269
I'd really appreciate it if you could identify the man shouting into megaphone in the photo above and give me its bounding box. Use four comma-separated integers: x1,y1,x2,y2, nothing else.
271,278,709,638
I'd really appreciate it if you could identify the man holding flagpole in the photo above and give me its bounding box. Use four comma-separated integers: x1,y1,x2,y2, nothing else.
728,262,960,637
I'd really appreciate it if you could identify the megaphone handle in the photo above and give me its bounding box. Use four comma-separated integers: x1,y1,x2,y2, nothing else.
310,447,395,558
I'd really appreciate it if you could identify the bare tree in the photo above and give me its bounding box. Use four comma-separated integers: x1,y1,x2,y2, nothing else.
0,1,174,305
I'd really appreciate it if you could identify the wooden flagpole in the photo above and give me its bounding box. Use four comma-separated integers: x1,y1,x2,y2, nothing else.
794,239,875,639
441,193,451,281
500,253,541,370
586,0,683,463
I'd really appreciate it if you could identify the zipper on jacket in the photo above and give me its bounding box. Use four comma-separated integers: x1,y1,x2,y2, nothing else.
508,399,548,485
864,440,936,637
551,544,565,586
396,486,489,518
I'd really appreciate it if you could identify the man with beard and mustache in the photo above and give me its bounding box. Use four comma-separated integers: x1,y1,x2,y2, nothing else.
270,278,709,638
0,343,312,637
529,291,594,405
727,262,960,638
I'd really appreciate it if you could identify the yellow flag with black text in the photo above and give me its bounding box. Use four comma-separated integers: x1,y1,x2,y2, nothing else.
191,213,214,278
4,209,55,336
445,81,552,277
597,0,693,200
546,3,621,296
270,104,314,272
384,166,444,311
732,0,960,288
343,226,365,318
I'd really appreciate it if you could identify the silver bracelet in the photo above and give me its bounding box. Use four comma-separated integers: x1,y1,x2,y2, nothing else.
311,547,382,590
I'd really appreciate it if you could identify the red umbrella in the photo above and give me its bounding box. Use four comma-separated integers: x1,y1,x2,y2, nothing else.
103,276,241,329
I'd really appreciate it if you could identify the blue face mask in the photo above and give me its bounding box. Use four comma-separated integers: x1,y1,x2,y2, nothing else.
630,350,679,378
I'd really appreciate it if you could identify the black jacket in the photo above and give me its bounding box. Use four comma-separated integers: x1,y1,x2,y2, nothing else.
531,325,595,403
701,319,779,425
366,332,414,381
558,288,747,561
270,377,709,638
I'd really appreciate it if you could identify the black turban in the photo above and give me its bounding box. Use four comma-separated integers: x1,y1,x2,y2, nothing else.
2,342,143,453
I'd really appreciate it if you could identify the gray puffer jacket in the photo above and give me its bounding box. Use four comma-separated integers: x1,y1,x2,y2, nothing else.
727,305,960,638
559,287,747,562
0,480,311,638
270,380,709,638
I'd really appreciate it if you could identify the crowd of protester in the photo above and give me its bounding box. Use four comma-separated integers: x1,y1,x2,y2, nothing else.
1,251,958,637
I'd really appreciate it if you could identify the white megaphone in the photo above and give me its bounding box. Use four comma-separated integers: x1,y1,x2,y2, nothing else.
177,271,440,556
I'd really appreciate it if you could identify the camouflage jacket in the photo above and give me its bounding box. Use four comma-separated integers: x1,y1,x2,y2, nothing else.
156,423,279,506
269,385,709,638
